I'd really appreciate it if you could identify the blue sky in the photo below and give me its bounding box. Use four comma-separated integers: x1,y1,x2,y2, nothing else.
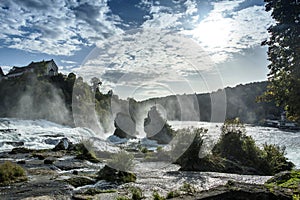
0,0,273,100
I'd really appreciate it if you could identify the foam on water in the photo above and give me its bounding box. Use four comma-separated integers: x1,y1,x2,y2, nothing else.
0,118,299,168
0,118,118,153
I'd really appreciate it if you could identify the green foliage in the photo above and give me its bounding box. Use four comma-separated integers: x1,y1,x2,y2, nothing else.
152,191,166,200
261,144,294,175
0,161,27,186
166,190,180,199
174,128,205,165
140,147,149,154
180,182,196,194
213,118,260,166
265,170,300,197
116,196,130,200
213,119,294,175
262,0,300,121
108,151,135,171
130,187,143,200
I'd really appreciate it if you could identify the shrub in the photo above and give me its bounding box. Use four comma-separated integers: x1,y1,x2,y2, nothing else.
261,144,294,175
108,150,135,171
166,190,180,199
180,182,196,194
153,191,166,200
130,187,143,200
174,128,205,165
213,118,294,175
0,161,27,186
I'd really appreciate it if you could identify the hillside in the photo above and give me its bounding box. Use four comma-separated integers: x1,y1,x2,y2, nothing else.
139,81,280,124
0,65,280,128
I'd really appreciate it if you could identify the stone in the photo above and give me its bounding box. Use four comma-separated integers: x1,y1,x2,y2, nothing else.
65,176,96,188
97,165,136,183
52,138,70,151
44,157,56,165
144,106,174,144
113,112,137,139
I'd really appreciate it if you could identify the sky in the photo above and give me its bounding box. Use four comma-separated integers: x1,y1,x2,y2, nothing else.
0,0,274,100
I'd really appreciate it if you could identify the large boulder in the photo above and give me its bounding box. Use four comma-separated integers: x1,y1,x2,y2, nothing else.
113,112,137,139
144,106,174,144
191,181,291,200
97,165,136,183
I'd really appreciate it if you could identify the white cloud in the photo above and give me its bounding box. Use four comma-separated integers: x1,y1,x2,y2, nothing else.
0,0,122,55
74,29,216,99
182,1,274,63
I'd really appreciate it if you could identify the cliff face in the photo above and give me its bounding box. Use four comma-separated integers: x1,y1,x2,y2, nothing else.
144,106,174,144
0,73,74,126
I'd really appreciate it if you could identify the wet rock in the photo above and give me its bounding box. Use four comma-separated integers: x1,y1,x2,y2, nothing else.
0,180,72,199
66,176,96,188
32,153,46,160
266,171,291,184
17,160,26,164
4,141,24,147
44,157,56,165
54,159,89,171
190,181,291,200
144,106,174,144
52,138,70,151
9,147,33,154
73,143,101,163
97,165,136,183
44,138,60,145
113,112,137,139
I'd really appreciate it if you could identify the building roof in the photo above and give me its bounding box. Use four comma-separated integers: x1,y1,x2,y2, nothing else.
6,59,55,76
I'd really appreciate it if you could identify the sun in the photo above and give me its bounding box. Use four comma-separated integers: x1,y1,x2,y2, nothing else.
191,12,233,52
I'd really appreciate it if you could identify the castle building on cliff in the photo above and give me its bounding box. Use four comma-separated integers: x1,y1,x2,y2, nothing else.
0,59,58,81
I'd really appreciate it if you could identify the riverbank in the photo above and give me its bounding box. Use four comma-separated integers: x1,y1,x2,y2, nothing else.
0,142,297,200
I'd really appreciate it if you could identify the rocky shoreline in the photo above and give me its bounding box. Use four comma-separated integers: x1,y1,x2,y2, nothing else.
0,138,298,200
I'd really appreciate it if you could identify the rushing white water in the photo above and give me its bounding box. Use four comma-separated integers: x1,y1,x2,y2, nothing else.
0,118,119,153
0,118,299,168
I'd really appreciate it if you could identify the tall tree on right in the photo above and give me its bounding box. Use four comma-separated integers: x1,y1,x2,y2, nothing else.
262,0,300,121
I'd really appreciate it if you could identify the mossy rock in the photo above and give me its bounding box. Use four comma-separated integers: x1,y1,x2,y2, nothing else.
72,143,101,163
0,161,27,186
97,165,136,183
266,170,300,194
66,176,96,188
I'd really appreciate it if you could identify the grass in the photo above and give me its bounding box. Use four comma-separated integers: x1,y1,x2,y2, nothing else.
0,161,27,186
153,191,166,200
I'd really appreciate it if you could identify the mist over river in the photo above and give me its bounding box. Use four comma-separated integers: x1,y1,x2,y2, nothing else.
0,118,299,168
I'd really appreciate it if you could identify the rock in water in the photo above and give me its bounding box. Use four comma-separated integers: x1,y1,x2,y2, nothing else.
144,106,174,144
113,112,137,139
52,138,70,151
97,165,136,183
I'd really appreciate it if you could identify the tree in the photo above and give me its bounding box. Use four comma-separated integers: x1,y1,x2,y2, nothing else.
90,77,102,92
262,0,300,121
